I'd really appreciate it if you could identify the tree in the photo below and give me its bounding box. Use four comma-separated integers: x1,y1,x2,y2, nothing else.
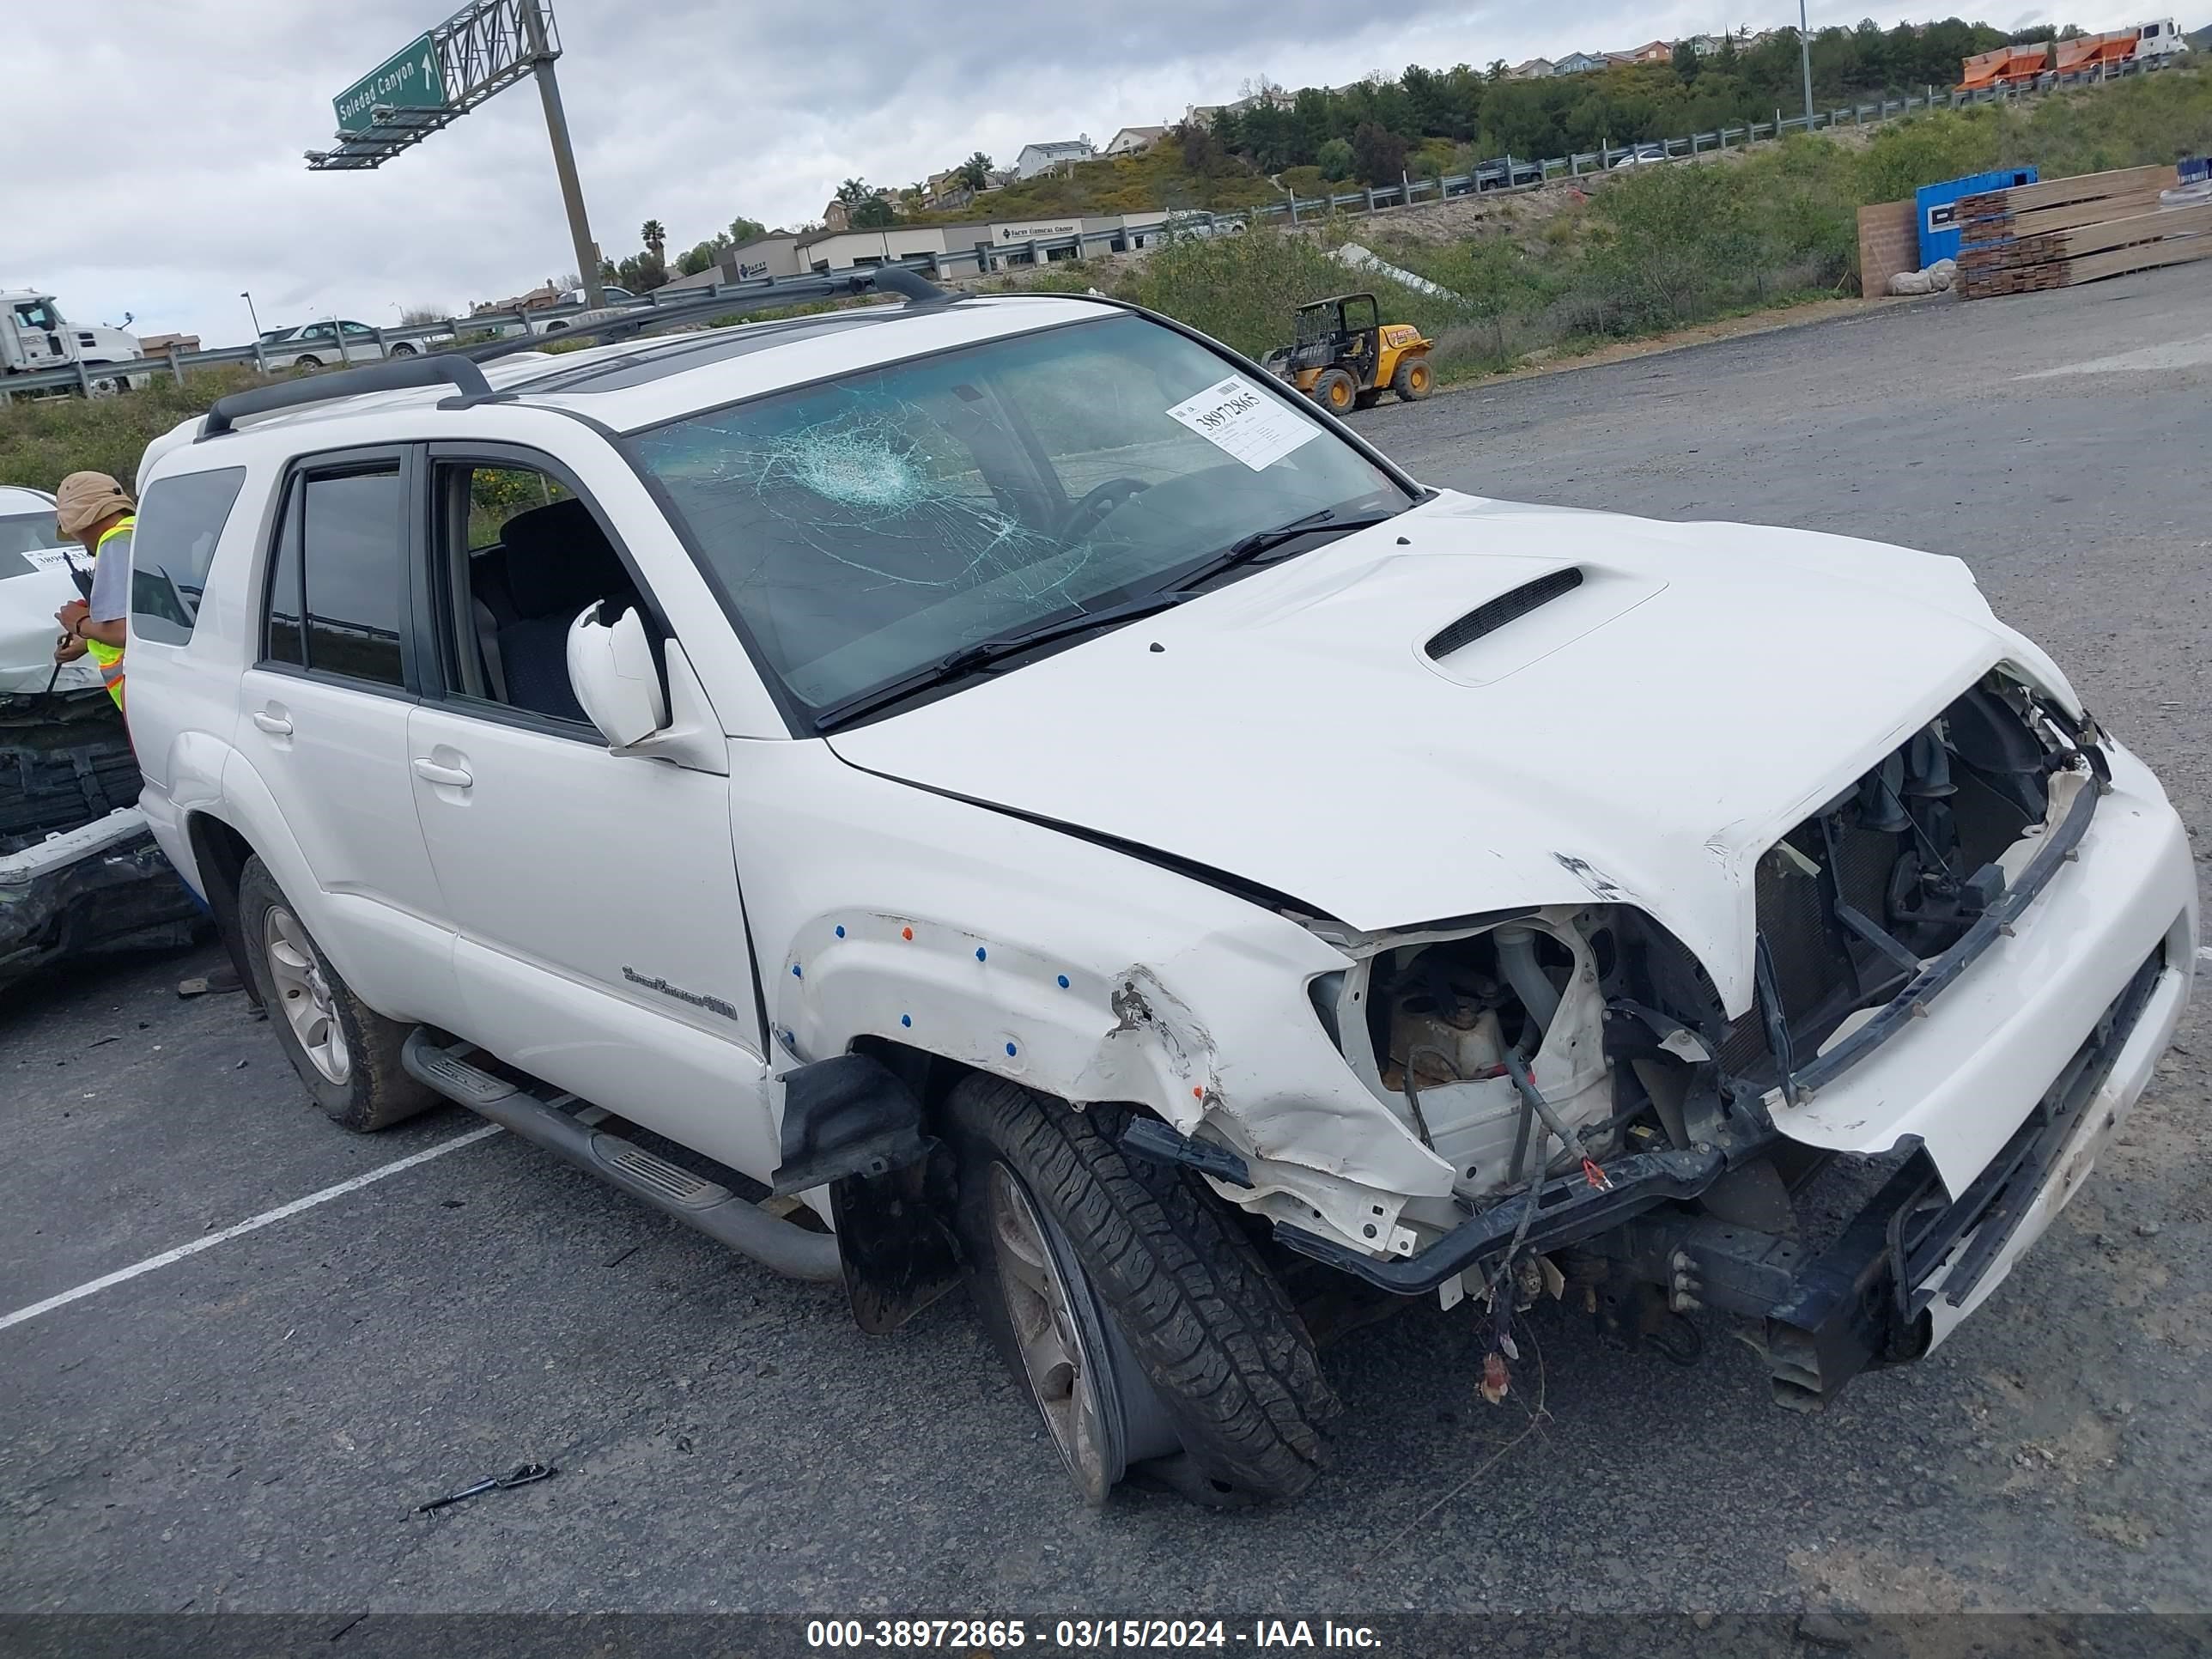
1316,137,1355,180
1174,119,1224,173
849,193,896,228
727,215,766,245
1350,120,1407,185
1673,39,1702,81
1486,58,1510,81
615,252,669,293
677,240,721,276
957,151,992,191
835,179,872,206
640,220,665,260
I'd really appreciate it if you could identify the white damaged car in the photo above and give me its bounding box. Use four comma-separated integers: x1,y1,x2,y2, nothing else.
127,272,2195,1507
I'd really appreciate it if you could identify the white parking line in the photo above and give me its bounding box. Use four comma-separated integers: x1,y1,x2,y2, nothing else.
2016,334,2212,380
0,1125,501,1334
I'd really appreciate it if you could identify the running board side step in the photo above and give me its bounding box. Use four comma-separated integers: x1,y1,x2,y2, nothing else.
401,1030,843,1285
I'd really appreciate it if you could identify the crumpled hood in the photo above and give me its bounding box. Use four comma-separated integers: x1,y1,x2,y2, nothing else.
827,491,2073,1011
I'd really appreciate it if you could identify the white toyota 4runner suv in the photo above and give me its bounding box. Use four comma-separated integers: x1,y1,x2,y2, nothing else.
125,269,2194,1508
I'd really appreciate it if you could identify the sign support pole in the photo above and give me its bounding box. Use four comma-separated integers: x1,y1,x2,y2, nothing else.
522,1,603,307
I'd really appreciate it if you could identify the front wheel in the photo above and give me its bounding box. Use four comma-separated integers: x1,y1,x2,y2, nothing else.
1310,368,1358,415
389,342,418,357
291,355,322,369
1392,356,1435,401
947,1079,1338,1506
236,856,437,1133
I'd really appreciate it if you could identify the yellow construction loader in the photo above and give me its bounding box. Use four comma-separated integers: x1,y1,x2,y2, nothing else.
1261,293,1434,412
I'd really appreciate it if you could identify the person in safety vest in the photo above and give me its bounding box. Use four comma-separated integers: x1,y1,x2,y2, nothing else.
50,471,136,715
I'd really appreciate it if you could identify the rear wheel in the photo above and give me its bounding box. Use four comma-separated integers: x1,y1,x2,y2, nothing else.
292,355,322,369
1392,356,1435,401
236,857,437,1133
390,342,418,357
947,1078,1338,1506
1311,368,1358,415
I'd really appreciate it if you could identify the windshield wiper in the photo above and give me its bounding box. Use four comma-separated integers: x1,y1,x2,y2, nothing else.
1164,507,1401,593
812,590,1194,732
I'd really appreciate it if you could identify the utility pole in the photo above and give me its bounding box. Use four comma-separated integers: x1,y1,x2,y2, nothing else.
1798,0,1816,128
521,0,603,307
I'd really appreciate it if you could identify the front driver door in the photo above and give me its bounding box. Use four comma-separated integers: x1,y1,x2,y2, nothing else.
401,444,778,1183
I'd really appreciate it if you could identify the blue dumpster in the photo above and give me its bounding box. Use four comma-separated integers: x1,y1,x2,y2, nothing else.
1917,167,2039,267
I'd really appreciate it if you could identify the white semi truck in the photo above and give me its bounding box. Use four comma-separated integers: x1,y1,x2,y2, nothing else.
2,291,148,392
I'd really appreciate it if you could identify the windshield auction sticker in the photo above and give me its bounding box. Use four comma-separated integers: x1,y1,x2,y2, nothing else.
1164,375,1323,471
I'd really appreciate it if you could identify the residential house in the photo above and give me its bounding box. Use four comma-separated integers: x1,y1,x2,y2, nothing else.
1685,33,1726,55
1184,86,1297,128
1554,50,1609,74
1103,125,1167,155
1507,58,1556,78
822,198,851,232
137,332,201,358
1013,138,1095,179
1615,40,1674,63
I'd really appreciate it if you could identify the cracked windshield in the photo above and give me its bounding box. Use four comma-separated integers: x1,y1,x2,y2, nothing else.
630,313,1409,719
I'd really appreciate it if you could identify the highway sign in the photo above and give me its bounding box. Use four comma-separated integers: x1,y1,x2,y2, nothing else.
333,34,446,133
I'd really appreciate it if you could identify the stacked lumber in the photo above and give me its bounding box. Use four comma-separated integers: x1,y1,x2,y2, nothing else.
1956,164,2197,299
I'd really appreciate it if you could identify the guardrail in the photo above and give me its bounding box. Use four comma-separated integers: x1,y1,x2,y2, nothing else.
0,55,2180,401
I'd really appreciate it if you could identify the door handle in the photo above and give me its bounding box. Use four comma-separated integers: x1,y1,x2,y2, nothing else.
411,757,474,789
252,710,293,736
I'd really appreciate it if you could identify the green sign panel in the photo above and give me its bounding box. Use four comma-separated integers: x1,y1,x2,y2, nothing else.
333,34,445,133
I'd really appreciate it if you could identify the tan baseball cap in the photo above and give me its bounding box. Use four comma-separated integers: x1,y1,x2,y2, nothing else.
53,471,135,537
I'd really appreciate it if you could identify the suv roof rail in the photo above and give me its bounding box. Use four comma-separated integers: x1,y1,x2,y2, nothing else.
459,264,961,366
199,354,495,439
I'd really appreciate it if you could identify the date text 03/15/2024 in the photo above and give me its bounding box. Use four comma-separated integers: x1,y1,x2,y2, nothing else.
804,1619,1384,1649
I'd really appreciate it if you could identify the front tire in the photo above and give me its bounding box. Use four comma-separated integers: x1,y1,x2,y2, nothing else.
1392,356,1434,401
235,857,437,1133
947,1078,1338,1506
1311,368,1358,415
292,356,322,369
389,342,418,357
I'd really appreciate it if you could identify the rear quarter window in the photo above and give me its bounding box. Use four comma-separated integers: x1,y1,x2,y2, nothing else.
131,467,248,646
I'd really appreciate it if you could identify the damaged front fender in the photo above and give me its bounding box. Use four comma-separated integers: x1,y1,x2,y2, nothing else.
0,810,203,992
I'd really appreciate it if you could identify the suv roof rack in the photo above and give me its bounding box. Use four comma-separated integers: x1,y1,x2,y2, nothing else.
195,264,960,439
460,264,960,366
199,353,495,438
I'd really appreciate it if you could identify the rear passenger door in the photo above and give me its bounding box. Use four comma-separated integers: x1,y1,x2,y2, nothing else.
402,443,778,1182
234,447,458,1019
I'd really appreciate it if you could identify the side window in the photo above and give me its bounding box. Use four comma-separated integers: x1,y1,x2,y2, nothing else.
431,459,637,726
340,322,374,337
260,465,407,688
131,467,247,647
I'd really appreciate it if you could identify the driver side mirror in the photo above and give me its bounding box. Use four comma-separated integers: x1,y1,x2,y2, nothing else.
567,601,666,747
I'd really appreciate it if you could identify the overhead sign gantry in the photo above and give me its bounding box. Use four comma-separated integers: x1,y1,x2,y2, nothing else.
307,0,605,305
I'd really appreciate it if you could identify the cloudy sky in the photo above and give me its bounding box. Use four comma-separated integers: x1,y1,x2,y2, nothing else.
8,0,2152,345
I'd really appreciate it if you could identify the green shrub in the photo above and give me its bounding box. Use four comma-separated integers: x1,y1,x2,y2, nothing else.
0,366,264,493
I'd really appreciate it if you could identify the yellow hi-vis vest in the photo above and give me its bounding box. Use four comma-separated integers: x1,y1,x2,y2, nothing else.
85,514,133,713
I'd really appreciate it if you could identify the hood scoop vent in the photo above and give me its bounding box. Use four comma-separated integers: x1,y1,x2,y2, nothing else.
1425,566,1583,661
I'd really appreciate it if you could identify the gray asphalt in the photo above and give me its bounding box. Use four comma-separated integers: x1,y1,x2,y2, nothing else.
4,267,2209,1620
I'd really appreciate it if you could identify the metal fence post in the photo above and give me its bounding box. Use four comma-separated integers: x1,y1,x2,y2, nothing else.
169,350,186,388
74,359,92,398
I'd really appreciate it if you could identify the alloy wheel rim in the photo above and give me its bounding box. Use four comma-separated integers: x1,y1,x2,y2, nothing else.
264,906,350,1085
988,1164,1113,1504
